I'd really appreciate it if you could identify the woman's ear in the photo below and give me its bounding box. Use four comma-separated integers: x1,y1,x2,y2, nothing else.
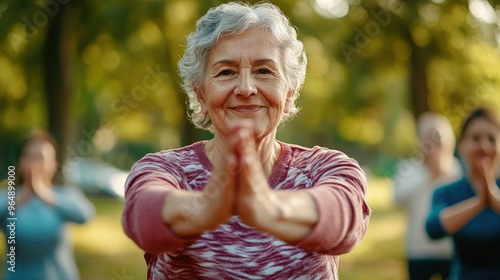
194,86,208,114
284,89,294,114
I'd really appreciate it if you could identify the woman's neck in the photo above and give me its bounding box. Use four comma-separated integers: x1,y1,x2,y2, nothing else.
205,132,281,177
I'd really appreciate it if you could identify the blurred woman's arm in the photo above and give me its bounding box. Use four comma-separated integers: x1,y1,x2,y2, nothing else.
487,182,500,213
483,160,500,213
426,182,485,237
52,187,94,224
438,196,485,234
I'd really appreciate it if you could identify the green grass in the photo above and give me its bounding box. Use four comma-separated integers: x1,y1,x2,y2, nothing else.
2,177,407,280
71,196,147,280
338,177,406,280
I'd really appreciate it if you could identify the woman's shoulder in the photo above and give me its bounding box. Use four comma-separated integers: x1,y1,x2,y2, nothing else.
281,142,354,168
134,142,205,166
129,141,208,180
284,142,349,160
150,141,203,157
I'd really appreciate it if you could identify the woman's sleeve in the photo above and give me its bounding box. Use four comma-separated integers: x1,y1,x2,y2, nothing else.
121,153,198,254
295,150,371,255
425,187,448,239
53,187,95,224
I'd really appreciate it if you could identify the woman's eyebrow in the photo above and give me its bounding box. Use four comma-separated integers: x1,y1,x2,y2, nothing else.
211,58,278,68
211,59,237,68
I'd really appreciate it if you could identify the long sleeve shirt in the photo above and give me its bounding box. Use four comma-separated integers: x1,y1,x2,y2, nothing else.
426,178,500,280
0,186,95,280
392,158,461,259
122,141,370,279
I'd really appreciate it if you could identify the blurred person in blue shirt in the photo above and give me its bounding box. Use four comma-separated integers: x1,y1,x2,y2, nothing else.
426,108,500,280
0,130,94,280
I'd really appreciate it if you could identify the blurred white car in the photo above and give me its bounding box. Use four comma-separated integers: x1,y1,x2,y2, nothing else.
63,157,128,198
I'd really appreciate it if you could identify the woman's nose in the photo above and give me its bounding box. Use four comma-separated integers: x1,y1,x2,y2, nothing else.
234,68,257,97
479,138,494,154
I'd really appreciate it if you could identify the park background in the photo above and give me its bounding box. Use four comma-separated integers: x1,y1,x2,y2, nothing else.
0,0,499,279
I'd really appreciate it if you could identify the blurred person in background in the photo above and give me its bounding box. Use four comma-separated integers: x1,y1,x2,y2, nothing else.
122,2,370,279
0,129,95,280
426,107,500,280
393,112,462,280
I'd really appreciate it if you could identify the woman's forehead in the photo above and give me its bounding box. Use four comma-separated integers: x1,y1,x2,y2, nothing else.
464,117,500,135
23,140,56,156
209,29,279,60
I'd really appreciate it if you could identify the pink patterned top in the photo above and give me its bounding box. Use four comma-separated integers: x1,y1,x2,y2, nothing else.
122,141,370,279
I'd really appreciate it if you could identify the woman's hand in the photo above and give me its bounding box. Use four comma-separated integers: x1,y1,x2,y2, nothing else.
28,164,55,206
162,137,239,236
163,121,318,240
482,159,500,212
17,163,55,206
231,123,318,242
198,135,240,229
232,124,282,231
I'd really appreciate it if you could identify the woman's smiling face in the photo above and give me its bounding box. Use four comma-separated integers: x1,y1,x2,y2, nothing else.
196,28,293,139
459,117,500,176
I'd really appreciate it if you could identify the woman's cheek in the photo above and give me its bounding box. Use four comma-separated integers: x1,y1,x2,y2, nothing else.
466,150,481,169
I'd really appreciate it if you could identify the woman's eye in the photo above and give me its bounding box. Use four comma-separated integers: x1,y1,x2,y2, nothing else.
257,68,271,75
218,70,232,76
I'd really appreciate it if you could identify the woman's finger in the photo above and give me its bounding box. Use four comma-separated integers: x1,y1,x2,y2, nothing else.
482,158,496,186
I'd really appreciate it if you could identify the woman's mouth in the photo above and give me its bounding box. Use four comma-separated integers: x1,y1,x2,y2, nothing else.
229,106,263,113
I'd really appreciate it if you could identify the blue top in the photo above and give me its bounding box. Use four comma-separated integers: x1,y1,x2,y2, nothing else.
0,186,94,280
426,178,500,280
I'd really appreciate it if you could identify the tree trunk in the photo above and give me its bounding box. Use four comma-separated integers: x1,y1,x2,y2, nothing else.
408,29,430,119
44,2,79,182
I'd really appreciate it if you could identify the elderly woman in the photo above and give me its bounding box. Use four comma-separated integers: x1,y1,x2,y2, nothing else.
426,108,500,279
393,112,462,280
122,2,370,279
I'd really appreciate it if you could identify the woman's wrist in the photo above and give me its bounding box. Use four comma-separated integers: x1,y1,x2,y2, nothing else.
162,191,206,236
162,189,232,237
239,190,317,242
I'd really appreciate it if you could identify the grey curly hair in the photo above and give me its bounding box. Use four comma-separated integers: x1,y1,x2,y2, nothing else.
178,2,307,131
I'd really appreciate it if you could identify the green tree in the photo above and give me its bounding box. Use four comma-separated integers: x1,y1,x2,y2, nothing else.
1,0,499,176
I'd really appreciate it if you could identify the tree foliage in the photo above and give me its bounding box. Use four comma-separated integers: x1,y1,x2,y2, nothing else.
1,0,499,176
